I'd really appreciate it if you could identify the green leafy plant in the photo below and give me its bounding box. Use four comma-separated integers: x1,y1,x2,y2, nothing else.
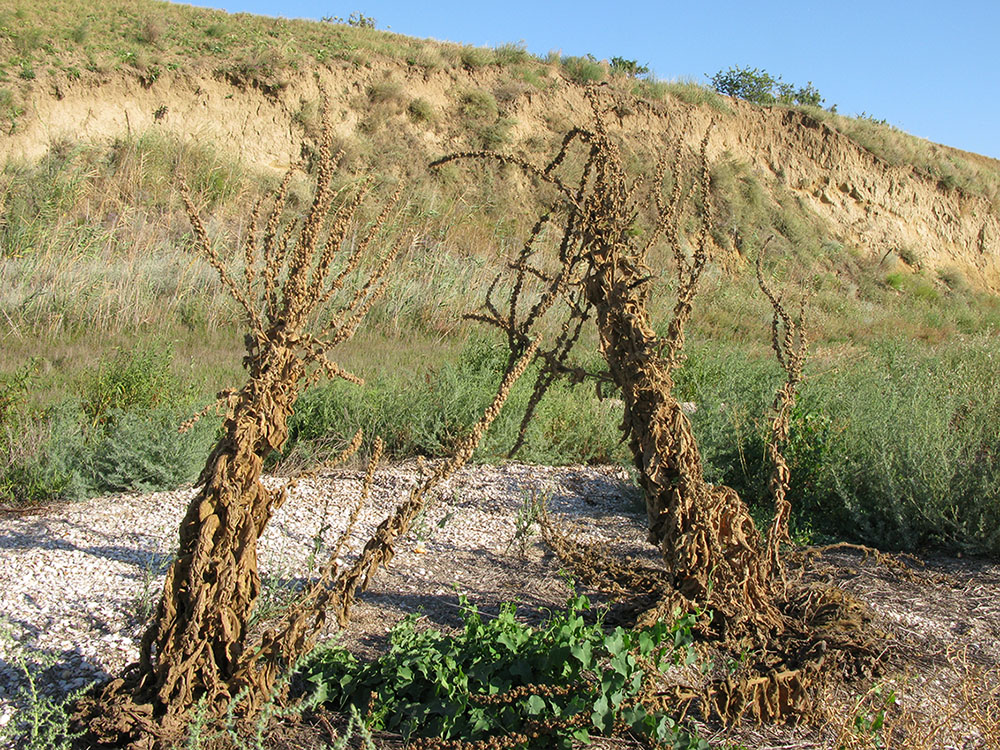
610,56,649,77
305,593,710,748
710,66,824,107
506,488,546,556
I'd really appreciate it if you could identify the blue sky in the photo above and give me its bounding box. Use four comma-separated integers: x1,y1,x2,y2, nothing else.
183,0,999,159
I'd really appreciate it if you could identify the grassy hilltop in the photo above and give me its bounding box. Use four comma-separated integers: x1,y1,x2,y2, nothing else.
1,0,999,555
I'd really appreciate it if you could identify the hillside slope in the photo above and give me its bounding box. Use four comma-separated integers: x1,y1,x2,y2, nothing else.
3,15,1000,291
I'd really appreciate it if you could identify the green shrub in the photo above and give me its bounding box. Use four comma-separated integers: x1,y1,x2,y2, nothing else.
280,335,627,468
204,22,227,39
678,338,1000,556
458,89,498,121
0,624,90,749
0,360,33,425
609,56,648,77
560,55,604,84
710,66,825,107
0,407,77,505
216,44,289,95
909,275,939,302
405,46,443,72
0,363,73,504
305,593,710,748
86,406,216,494
459,46,492,69
672,342,779,501
796,339,1000,554
407,97,433,122
82,342,175,426
493,42,530,66
1,343,219,505
5,397,217,504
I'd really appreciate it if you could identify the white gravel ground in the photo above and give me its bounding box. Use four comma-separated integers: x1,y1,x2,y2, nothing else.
2,462,998,749
0,462,643,721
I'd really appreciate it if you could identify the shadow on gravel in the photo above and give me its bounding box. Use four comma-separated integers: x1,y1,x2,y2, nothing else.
0,617,111,703
0,517,173,571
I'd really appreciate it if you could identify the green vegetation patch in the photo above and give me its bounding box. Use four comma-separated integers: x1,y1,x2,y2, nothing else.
305,593,710,748
676,337,1000,556
0,343,217,505
559,54,605,84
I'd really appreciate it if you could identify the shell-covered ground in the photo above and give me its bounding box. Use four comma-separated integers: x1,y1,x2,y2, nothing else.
1,463,997,748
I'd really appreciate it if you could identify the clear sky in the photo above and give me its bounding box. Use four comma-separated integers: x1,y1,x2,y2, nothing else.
181,0,999,159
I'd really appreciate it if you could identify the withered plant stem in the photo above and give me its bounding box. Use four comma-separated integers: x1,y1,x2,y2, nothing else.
74,96,407,747
435,85,879,725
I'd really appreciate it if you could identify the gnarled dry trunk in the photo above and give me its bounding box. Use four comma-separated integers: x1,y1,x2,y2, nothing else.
436,85,872,727
583,255,780,632
72,106,411,746
75,98,543,746
135,346,303,719
435,88,790,635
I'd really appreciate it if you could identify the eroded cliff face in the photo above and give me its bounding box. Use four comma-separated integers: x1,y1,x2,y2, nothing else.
711,105,1000,290
5,61,999,289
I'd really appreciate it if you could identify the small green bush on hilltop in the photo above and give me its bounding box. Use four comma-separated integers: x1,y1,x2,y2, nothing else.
610,56,649,77
710,65,825,107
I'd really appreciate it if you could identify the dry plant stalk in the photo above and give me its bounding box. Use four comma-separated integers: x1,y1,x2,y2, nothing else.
756,238,809,584
74,96,542,747
435,86,877,725
435,88,781,634
234,339,537,702
74,99,409,746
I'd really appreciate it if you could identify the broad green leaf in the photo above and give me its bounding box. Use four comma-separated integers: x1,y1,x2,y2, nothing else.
526,694,546,715
571,639,593,669
591,693,612,733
